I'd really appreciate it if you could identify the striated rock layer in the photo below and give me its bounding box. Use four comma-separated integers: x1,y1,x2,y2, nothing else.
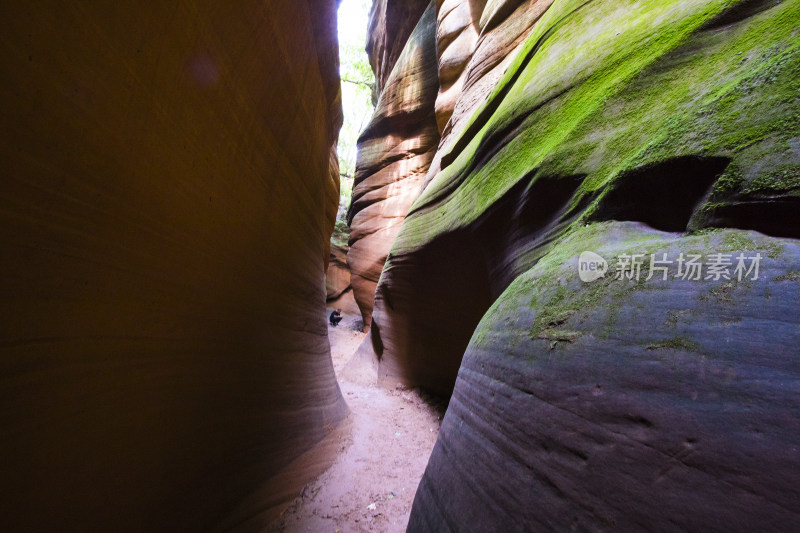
0,2,347,531
354,0,800,529
428,0,556,181
327,222,352,301
410,222,800,531
327,243,352,301
347,1,441,326
367,0,432,95
433,0,485,133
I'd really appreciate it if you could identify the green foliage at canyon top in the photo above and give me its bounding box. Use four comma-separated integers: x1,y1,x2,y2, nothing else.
338,0,375,215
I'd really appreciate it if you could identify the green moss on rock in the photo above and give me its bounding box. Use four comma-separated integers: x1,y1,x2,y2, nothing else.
774,271,800,282
391,0,800,256
646,337,702,352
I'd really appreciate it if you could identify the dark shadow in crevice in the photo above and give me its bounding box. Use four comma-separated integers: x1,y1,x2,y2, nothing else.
370,319,384,359
701,0,783,32
474,172,588,296
373,171,588,398
703,198,800,239
591,156,730,232
371,227,494,397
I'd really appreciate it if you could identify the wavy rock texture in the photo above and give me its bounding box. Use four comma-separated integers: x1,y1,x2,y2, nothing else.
326,151,351,303
428,0,556,181
433,0,485,133
347,1,441,326
327,244,352,301
367,0,432,94
0,2,346,531
327,223,351,301
354,0,800,528
411,222,800,531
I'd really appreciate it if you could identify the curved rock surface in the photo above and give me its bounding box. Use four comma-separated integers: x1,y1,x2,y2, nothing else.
429,0,555,177
327,222,352,301
433,0,485,133
327,242,351,300
347,1,441,326
367,0,432,94
0,2,346,530
352,0,800,528
410,222,800,531
373,0,800,396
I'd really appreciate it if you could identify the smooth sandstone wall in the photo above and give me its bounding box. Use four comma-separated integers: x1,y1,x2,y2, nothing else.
347,2,441,326
0,2,346,530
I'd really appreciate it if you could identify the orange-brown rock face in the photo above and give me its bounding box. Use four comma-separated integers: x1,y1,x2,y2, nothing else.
327,243,352,301
433,0,485,133
327,219,352,304
347,1,555,330
347,2,441,326
350,0,557,393
367,0,432,94
428,0,555,181
0,2,346,531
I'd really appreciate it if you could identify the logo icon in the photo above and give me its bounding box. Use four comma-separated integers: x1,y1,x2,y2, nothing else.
578,251,607,282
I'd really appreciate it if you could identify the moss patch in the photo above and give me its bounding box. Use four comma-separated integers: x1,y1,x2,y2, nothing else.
646,337,702,352
774,271,800,282
392,0,800,255
536,329,583,342
742,166,800,195
330,219,350,249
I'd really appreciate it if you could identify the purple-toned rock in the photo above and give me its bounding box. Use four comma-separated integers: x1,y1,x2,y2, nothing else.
410,222,800,531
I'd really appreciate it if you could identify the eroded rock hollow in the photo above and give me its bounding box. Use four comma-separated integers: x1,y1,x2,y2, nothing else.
348,0,800,530
1,2,346,530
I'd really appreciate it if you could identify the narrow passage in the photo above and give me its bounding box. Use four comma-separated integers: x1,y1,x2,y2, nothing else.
271,303,444,532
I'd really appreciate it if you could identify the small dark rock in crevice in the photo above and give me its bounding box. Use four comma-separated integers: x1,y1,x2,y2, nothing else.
627,414,655,429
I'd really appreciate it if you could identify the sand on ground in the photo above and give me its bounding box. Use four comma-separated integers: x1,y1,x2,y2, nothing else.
269,305,444,532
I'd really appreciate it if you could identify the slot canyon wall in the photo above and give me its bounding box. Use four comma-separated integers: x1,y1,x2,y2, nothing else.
347,0,441,326
350,0,800,530
0,2,347,531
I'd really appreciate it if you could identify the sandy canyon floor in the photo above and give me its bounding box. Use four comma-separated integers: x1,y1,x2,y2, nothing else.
269,303,445,532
